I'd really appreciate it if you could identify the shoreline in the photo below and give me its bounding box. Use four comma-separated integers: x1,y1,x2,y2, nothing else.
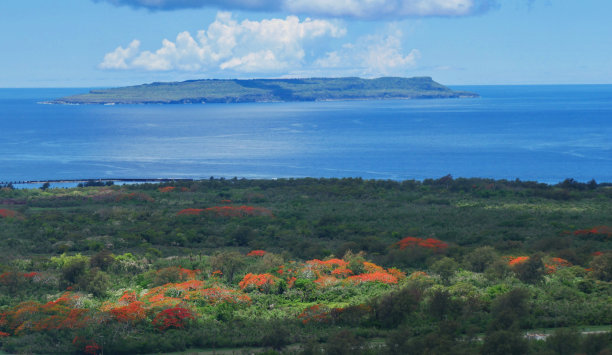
0,178,194,186
2,176,610,188
45,95,479,105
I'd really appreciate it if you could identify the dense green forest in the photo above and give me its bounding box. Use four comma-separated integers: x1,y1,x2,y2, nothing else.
0,177,611,354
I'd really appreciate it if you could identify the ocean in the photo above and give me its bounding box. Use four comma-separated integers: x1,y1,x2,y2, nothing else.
1,85,611,187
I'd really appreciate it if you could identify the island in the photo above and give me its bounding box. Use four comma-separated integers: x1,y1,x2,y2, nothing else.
51,76,478,104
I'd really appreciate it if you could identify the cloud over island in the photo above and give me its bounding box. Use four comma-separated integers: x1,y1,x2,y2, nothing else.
95,0,498,19
100,12,420,77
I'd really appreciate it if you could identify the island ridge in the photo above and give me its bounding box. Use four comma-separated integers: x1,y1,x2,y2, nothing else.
52,76,478,104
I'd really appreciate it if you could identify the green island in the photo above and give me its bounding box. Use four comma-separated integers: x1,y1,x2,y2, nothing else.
51,77,478,104
0,177,610,354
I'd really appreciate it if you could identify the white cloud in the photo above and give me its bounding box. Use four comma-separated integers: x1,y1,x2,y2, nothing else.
95,0,499,19
100,13,423,77
101,12,345,74
313,29,421,77
100,40,141,69
220,50,286,72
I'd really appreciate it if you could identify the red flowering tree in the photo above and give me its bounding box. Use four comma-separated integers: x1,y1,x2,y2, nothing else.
73,336,101,355
0,209,23,220
238,273,278,292
347,271,398,285
298,304,330,324
574,225,611,236
544,257,572,273
118,291,138,304
395,237,422,249
0,209,17,218
275,263,300,288
574,226,612,240
394,237,448,252
246,250,266,257
152,307,194,331
363,262,384,273
2,293,90,335
331,268,353,277
306,259,349,269
108,301,147,322
507,256,530,266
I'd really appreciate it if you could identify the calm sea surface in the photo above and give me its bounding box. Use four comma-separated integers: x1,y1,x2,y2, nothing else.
1,85,611,185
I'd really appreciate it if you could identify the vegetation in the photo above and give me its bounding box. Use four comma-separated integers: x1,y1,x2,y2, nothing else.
51,77,478,104
0,176,611,354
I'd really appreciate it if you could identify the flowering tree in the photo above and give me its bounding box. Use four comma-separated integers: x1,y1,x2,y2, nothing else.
108,301,147,322
544,257,572,273
73,336,101,355
0,209,17,218
574,226,611,237
347,272,398,285
395,237,448,252
507,256,529,266
246,250,266,257
152,307,195,331
238,273,278,292
298,304,330,324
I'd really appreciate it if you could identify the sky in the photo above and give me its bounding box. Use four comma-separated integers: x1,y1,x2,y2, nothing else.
1,0,611,87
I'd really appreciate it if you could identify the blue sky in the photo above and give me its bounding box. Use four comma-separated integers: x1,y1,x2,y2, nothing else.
1,0,611,87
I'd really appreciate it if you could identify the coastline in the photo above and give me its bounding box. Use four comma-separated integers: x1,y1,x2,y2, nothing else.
46,94,479,105
3,176,610,190
0,178,194,189
1,178,194,184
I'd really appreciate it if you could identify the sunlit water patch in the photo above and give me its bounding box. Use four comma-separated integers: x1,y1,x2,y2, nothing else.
1,85,611,183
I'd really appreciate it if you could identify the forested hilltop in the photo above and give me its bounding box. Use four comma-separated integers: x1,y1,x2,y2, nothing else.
51,77,478,104
0,177,610,354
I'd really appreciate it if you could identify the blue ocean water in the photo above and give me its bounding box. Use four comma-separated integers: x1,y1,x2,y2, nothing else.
0,85,611,184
